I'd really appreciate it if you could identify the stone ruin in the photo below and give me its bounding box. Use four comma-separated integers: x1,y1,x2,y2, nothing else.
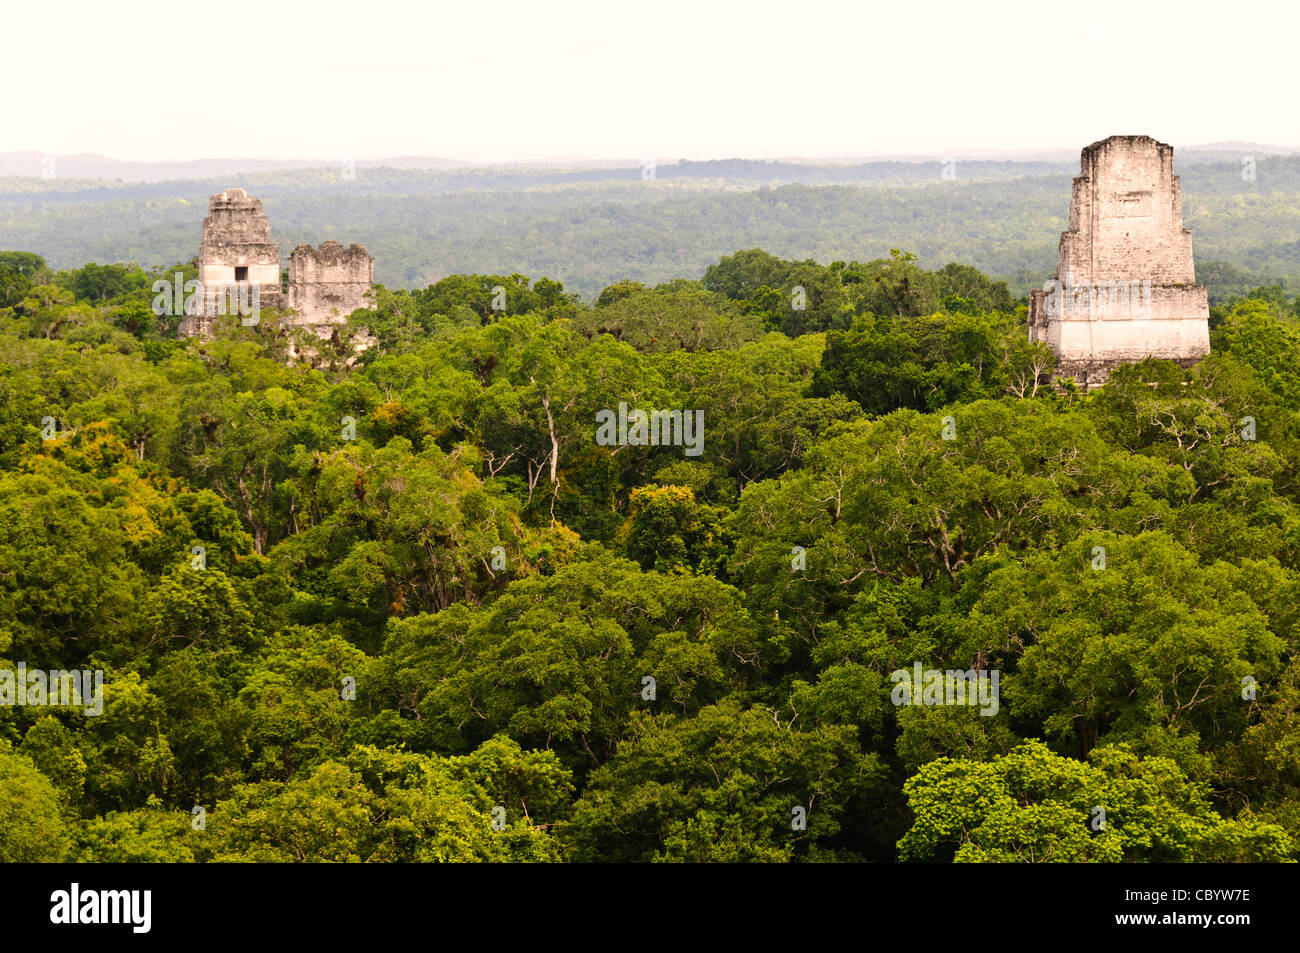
1028,135,1211,388
288,241,374,328
178,188,373,342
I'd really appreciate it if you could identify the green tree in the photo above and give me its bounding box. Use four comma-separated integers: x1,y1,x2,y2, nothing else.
899,740,1293,862
0,741,70,861
565,701,885,862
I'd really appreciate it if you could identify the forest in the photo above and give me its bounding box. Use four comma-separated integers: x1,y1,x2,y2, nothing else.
2,244,1300,862
3,152,1298,300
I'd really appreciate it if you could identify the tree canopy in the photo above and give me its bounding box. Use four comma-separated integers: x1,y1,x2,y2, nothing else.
1,247,1297,862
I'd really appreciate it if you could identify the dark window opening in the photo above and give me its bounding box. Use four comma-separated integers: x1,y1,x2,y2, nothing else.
234,266,249,282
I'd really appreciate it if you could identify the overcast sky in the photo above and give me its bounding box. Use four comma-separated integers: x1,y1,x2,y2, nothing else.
3,0,1296,162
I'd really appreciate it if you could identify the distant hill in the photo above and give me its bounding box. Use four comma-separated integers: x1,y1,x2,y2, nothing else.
0,152,474,182
4,143,1295,184
1178,142,1300,164
1,154,1297,301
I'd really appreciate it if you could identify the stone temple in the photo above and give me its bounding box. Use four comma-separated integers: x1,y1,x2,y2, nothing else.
1028,135,1211,387
288,241,375,327
178,188,373,340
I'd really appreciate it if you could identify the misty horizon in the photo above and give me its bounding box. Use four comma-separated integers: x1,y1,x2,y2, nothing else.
5,140,1300,168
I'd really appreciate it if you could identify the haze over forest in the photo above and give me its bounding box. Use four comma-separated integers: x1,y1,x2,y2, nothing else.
2,144,1298,301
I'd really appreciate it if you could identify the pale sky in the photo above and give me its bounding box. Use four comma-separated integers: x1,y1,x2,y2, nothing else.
3,0,1296,162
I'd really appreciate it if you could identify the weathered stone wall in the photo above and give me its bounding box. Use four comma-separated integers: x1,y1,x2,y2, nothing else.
287,241,374,329
1031,135,1210,388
